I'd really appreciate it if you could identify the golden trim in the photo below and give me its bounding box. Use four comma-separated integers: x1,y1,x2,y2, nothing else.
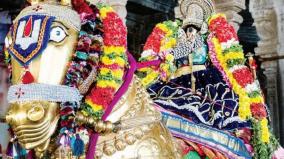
173,65,206,78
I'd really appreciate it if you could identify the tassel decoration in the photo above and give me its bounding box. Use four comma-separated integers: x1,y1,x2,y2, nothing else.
71,134,84,156
22,71,35,84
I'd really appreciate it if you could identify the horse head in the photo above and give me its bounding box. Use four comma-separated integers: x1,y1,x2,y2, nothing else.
5,0,81,156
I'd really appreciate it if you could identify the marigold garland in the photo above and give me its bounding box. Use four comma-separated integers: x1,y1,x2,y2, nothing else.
207,14,277,157
138,21,179,87
84,4,127,117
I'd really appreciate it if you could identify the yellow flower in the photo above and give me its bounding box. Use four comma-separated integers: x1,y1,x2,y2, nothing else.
99,68,123,79
166,29,173,36
86,98,103,111
115,57,126,67
97,80,120,89
160,38,177,51
208,13,227,25
157,23,169,33
260,118,270,143
224,51,244,60
165,54,174,62
112,69,124,79
104,46,126,55
101,56,114,65
139,67,152,72
141,71,159,86
100,67,111,75
100,7,114,19
101,56,126,67
249,96,264,104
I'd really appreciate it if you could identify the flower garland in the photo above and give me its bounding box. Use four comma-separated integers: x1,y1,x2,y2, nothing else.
138,21,179,87
83,4,128,118
207,13,278,158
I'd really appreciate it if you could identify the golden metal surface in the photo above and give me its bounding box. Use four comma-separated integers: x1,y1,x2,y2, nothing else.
95,76,180,159
6,101,59,151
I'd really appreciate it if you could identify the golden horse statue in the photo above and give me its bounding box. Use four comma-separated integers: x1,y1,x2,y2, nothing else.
3,0,179,158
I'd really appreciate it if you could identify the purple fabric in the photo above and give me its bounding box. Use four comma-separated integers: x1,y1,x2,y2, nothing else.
86,52,137,159
137,60,161,69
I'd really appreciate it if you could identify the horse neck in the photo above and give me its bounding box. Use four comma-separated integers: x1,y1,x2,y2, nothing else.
106,75,158,123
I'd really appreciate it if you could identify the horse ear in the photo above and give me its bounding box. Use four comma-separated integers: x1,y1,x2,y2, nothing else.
61,0,72,6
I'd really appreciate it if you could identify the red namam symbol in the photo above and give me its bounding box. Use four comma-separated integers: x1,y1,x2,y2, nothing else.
24,16,33,37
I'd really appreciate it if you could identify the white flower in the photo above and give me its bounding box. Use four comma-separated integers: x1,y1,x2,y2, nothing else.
221,38,239,50
228,65,246,72
141,50,157,58
245,82,260,93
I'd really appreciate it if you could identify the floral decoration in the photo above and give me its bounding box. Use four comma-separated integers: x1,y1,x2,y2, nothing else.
138,21,179,87
82,4,128,117
207,13,279,158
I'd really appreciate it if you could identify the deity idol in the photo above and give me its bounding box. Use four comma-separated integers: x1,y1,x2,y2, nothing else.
137,0,283,158
3,0,179,158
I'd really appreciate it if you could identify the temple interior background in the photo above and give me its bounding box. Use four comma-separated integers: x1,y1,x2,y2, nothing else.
0,0,284,152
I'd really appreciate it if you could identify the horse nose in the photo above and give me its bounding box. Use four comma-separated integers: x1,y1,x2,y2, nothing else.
6,110,28,126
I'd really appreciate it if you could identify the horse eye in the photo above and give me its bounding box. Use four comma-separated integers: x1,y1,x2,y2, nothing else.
50,26,67,43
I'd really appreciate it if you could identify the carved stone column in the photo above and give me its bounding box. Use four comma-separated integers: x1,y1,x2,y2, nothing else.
213,0,246,31
262,61,280,138
273,0,284,145
89,0,128,23
250,0,278,58
249,0,281,140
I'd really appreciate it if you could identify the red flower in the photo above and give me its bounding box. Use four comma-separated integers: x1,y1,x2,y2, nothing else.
72,0,94,15
143,27,166,53
209,16,238,43
250,103,267,119
103,12,127,47
89,87,115,108
232,68,254,87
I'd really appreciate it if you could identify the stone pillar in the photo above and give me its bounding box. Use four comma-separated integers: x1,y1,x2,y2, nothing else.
88,0,128,23
213,0,246,31
262,61,280,139
273,0,284,145
249,0,281,141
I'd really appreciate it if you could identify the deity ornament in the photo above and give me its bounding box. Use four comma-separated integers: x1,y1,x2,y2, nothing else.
4,0,179,158
137,0,282,158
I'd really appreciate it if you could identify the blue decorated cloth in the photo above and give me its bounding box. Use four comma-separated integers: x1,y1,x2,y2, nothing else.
148,66,250,130
8,15,54,65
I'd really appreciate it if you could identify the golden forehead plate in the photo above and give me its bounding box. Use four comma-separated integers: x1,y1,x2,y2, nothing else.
180,0,215,19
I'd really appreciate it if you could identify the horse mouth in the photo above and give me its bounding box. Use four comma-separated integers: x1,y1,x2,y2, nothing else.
14,115,60,150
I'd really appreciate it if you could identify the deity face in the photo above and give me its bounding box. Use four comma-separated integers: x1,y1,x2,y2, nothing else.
186,26,197,42
5,4,80,155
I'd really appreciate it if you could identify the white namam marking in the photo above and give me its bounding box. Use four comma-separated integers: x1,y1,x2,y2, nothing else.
15,19,41,50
